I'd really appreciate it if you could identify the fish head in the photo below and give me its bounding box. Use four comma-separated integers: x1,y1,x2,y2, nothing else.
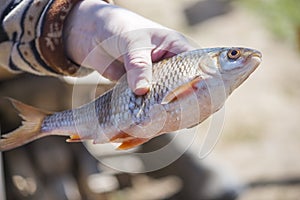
187,47,262,114
198,47,262,95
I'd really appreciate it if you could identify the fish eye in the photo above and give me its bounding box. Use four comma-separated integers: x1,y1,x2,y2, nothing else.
227,49,241,60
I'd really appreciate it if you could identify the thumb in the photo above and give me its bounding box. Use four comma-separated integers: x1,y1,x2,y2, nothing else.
123,49,152,95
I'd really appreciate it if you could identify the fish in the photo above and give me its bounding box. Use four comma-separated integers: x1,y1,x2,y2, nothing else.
0,47,262,151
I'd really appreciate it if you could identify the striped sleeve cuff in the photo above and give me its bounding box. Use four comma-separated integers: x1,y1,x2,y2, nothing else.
0,0,112,77
37,0,87,76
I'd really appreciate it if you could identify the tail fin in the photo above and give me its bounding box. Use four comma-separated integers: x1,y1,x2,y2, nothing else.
0,98,52,151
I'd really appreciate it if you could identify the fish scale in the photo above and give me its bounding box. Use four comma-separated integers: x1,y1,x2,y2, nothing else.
0,47,262,151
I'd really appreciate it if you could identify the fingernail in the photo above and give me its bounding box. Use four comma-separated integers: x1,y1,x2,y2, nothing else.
134,80,150,95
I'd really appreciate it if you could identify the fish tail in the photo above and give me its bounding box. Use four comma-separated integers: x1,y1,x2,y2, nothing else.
0,98,52,151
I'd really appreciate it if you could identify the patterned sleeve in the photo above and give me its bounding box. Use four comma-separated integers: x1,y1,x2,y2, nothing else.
0,0,112,77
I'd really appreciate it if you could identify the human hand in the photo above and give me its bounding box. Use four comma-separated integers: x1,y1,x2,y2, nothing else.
65,0,194,95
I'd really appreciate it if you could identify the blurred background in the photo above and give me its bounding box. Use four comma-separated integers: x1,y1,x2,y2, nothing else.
1,0,300,199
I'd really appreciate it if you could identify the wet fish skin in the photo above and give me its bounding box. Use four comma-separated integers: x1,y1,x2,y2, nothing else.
0,47,262,151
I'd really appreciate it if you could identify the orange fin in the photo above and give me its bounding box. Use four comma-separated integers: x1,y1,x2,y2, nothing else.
110,132,131,143
161,76,202,104
117,138,149,150
0,98,51,151
110,131,148,149
66,134,83,143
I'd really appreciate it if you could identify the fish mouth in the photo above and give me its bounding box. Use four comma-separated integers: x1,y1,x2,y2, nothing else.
251,51,262,59
237,51,262,83
245,55,261,74
228,51,262,94
228,50,262,73
245,50,262,69
250,51,262,66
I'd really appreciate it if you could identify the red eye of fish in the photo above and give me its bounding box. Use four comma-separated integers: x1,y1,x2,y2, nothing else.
227,49,241,60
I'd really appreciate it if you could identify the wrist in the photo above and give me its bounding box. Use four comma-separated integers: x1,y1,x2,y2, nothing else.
63,0,111,65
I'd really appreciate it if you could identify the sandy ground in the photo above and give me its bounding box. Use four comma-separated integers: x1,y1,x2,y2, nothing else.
116,0,300,199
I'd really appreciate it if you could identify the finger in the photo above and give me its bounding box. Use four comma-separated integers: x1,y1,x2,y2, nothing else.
79,44,126,80
151,31,195,62
102,60,125,81
123,49,152,95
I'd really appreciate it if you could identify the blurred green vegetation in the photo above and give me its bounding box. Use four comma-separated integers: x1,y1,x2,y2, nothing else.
239,0,300,48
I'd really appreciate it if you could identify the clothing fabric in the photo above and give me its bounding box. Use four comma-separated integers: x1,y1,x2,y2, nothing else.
0,0,111,77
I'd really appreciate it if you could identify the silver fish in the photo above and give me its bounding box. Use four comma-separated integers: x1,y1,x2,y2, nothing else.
0,47,262,151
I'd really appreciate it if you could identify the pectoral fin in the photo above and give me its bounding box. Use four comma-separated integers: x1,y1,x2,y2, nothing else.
161,76,202,104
